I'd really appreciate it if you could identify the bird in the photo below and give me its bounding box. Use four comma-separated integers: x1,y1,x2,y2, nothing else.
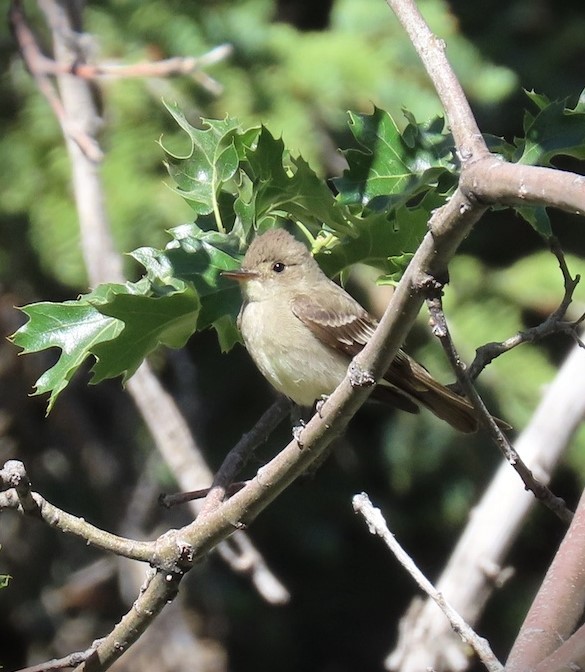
223,228,498,433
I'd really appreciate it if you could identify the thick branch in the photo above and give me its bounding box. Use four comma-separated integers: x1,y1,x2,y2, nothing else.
384,0,487,158
462,156,585,217
74,570,181,672
506,487,585,671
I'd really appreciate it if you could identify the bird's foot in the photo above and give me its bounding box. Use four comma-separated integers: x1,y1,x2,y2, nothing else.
348,361,376,388
315,395,329,417
292,420,306,448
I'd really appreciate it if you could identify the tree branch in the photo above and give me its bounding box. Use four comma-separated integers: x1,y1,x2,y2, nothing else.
386,329,585,672
426,292,574,525
384,0,487,159
506,487,585,671
469,237,585,380
353,493,503,672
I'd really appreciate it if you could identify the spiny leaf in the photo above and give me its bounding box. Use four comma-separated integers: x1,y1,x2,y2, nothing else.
160,102,260,230
91,289,200,383
517,90,585,165
12,295,124,412
244,127,352,235
132,225,243,330
335,107,454,208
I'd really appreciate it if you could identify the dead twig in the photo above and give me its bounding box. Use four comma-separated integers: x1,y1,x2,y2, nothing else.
425,291,574,525
468,237,585,380
353,493,503,672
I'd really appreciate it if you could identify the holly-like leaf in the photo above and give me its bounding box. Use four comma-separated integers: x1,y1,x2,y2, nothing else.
12,293,124,411
90,289,200,383
517,90,585,165
132,225,243,331
335,107,455,208
160,101,260,230
12,280,200,410
244,127,352,235
513,206,552,238
316,190,441,280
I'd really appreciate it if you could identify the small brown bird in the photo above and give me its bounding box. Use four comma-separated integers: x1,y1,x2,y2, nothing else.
224,228,485,432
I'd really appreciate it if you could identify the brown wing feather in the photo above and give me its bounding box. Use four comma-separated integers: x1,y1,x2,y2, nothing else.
291,292,376,356
291,290,507,433
291,292,420,414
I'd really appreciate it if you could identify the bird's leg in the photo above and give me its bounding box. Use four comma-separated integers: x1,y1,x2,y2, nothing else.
291,404,311,447
315,394,329,418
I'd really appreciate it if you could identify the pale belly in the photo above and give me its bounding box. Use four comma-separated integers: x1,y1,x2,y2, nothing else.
239,301,349,406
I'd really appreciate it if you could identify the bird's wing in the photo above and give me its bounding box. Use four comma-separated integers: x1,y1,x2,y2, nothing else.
291,292,421,414
290,292,376,358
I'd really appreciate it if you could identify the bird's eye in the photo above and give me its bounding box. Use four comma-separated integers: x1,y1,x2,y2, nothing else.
272,262,286,273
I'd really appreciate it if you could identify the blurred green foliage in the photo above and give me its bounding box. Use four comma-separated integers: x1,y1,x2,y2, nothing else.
0,0,516,288
2,1,585,670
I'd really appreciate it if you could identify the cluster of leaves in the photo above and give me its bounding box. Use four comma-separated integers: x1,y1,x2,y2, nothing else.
11,92,585,414
0,0,516,290
12,104,456,411
488,89,585,235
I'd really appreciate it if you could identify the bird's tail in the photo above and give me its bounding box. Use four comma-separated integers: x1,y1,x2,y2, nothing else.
382,350,510,434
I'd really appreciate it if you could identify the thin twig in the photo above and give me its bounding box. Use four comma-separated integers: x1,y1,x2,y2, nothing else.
10,0,231,88
9,0,104,161
198,396,291,516
353,493,503,672
12,640,104,672
160,481,247,508
425,292,574,525
0,461,158,563
469,238,585,380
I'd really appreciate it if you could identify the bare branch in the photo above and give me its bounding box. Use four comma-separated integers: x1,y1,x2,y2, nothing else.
12,640,104,672
10,0,230,95
353,493,503,672
469,238,584,379
426,293,574,525
198,396,291,516
72,570,181,672
506,487,585,671
9,0,104,162
387,331,585,671
384,0,487,159
0,461,157,563
462,157,585,217
533,623,585,672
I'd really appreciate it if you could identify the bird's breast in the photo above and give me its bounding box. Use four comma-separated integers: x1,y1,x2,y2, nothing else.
238,299,349,406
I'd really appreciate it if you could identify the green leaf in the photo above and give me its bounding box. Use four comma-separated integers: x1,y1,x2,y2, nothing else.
91,289,200,383
160,102,260,231
244,127,352,235
335,107,454,208
513,206,552,238
11,281,200,410
517,91,585,165
0,575,11,590
132,225,243,329
12,293,123,411
316,191,439,280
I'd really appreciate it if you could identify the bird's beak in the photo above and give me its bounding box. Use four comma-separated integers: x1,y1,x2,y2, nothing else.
221,268,259,282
